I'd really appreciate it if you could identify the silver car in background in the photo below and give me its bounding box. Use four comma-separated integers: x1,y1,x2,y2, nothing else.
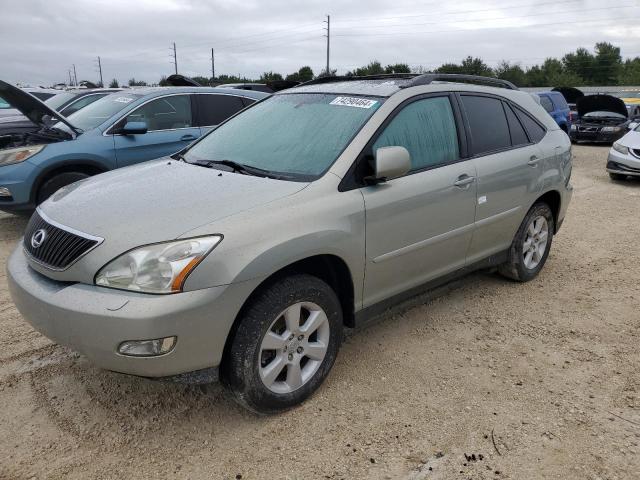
7,74,573,413
607,122,640,180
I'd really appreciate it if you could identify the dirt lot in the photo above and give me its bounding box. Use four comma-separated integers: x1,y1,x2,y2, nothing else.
1,145,639,480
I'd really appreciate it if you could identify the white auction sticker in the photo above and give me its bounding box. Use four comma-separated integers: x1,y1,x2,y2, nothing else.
113,97,134,103
330,96,378,109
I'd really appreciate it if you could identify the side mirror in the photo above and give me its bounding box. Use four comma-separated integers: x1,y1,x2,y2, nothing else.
372,146,411,182
121,121,148,135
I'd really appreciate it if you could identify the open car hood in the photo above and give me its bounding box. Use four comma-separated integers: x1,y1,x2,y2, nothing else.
577,94,628,118
552,86,584,105
166,74,201,87
0,80,79,133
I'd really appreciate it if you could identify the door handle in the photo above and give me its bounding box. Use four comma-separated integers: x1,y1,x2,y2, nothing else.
180,134,197,141
453,175,476,188
527,155,540,166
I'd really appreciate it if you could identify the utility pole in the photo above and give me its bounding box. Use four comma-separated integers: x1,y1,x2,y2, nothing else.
173,42,178,74
211,48,215,82
72,64,78,86
68,70,73,86
323,15,330,76
97,56,103,87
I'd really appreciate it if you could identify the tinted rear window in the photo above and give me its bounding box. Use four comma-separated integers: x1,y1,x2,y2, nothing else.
514,107,546,143
461,95,511,155
195,94,246,126
504,103,529,146
539,95,554,113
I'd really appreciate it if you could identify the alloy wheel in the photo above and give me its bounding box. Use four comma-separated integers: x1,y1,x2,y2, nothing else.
258,302,330,394
522,215,549,270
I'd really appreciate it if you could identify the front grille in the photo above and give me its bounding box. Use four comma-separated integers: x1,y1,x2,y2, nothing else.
578,126,600,132
23,211,101,270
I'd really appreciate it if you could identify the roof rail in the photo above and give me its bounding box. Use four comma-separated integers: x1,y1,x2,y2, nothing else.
400,74,518,90
297,73,418,87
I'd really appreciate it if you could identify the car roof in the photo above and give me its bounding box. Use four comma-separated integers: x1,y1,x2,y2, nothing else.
121,86,269,100
284,74,519,98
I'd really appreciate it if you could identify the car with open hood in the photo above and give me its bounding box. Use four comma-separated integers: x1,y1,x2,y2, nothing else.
0,80,268,213
0,87,122,138
607,123,640,180
569,94,631,143
7,73,573,413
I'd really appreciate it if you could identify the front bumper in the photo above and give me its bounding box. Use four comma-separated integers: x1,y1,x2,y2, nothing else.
570,128,626,144
0,160,39,213
607,149,640,177
7,247,259,378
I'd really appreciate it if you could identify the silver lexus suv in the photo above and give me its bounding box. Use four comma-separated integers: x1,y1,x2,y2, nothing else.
7,74,573,413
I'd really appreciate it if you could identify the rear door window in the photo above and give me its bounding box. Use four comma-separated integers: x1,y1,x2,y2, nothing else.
372,96,460,171
460,95,511,155
195,94,246,126
504,103,530,146
539,95,554,113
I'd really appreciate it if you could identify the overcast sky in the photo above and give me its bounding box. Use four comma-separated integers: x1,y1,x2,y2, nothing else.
1,0,639,86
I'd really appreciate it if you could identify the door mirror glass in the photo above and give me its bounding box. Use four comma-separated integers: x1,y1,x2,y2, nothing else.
122,121,148,135
373,146,411,181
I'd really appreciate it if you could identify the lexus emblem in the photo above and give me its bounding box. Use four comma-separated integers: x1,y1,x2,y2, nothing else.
31,229,47,249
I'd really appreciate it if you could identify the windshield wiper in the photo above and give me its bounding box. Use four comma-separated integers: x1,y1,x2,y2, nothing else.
192,159,288,179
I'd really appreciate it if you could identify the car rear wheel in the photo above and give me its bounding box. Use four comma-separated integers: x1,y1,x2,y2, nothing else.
498,202,554,282
37,171,91,204
609,172,627,181
222,274,343,414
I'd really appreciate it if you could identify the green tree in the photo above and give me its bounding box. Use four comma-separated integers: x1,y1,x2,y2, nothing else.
435,57,493,76
158,76,169,86
347,61,385,76
317,68,337,78
285,66,314,82
384,63,411,74
108,78,119,88
562,47,593,84
128,78,147,87
494,61,526,87
191,76,211,86
619,57,640,85
259,71,283,83
592,42,622,85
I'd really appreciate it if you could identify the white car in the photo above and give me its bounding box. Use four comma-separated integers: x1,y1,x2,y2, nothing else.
607,122,640,180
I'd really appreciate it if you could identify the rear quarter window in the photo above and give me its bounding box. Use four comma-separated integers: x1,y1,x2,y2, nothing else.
539,95,554,113
460,95,511,155
514,106,546,143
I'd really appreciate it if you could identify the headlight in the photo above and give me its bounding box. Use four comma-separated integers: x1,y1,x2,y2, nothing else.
570,124,577,131
95,236,222,294
612,142,629,155
602,126,621,133
0,145,45,166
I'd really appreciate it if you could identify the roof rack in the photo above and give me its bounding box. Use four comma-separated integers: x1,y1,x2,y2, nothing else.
399,74,518,90
296,73,518,90
297,73,419,87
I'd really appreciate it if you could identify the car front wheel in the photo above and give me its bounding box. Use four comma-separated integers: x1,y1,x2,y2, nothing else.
222,274,343,414
499,202,554,282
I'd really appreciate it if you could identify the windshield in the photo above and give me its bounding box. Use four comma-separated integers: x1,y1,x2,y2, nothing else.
612,91,640,99
583,111,626,119
184,93,383,180
0,98,10,109
45,92,80,110
56,93,142,131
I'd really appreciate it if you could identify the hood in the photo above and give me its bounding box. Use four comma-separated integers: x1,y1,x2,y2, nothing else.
166,74,202,87
0,80,79,133
39,159,307,249
577,94,628,118
552,86,584,105
619,128,640,149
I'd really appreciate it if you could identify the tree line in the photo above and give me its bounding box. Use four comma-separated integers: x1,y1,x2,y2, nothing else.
106,42,640,89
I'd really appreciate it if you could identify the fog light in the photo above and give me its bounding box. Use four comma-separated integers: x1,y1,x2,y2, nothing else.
118,336,176,357
0,187,11,197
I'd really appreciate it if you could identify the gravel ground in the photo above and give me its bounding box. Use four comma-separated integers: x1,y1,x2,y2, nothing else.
1,145,639,480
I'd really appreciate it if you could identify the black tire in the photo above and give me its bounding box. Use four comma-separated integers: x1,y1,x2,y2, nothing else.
36,171,91,204
221,274,343,414
609,172,627,181
498,202,555,282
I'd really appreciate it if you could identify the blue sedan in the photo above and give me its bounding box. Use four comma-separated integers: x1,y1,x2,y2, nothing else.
0,81,268,213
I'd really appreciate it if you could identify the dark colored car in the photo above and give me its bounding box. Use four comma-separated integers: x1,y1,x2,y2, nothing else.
537,91,571,133
0,88,122,138
569,95,631,143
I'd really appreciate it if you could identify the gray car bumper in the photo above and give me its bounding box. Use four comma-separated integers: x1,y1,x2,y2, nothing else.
7,247,258,378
